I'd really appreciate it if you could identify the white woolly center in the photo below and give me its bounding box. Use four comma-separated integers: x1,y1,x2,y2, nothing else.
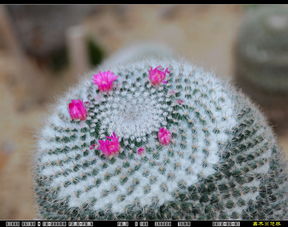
101,93,165,139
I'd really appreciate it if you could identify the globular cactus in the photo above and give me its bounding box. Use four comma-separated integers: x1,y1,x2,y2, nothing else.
34,47,288,220
234,6,288,132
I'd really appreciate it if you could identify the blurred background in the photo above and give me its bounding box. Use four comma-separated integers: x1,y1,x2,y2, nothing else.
0,4,288,219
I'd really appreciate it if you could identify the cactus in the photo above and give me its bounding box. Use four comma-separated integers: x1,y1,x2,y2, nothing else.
34,47,288,220
235,6,288,92
234,6,288,132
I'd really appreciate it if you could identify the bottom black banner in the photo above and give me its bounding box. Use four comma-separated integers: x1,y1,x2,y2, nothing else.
0,221,287,227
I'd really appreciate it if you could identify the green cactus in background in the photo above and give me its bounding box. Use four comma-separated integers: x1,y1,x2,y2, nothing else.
234,6,288,132
235,6,288,92
34,45,288,220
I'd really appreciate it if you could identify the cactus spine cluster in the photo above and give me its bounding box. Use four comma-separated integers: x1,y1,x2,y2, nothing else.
234,6,288,131
35,46,288,220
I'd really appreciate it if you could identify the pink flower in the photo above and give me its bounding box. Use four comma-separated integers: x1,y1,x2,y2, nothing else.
158,128,172,145
148,66,170,86
84,101,90,108
68,99,87,120
92,71,118,92
137,147,145,155
168,90,176,95
176,99,184,104
97,132,121,157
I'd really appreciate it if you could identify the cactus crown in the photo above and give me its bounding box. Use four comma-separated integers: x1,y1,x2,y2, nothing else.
35,55,288,220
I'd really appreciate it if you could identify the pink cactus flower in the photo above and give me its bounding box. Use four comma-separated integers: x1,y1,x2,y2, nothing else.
168,90,176,95
158,128,172,145
137,147,145,155
148,66,170,86
92,71,118,92
68,99,87,120
176,99,184,105
84,101,90,108
97,132,121,157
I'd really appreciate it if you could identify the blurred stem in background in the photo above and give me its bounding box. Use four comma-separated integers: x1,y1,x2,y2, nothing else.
66,24,105,76
87,37,105,68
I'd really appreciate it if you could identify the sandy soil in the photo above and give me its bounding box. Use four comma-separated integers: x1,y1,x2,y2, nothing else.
0,5,287,219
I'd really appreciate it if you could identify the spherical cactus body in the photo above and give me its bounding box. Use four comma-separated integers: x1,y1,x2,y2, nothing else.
35,48,288,220
234,6,288,132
